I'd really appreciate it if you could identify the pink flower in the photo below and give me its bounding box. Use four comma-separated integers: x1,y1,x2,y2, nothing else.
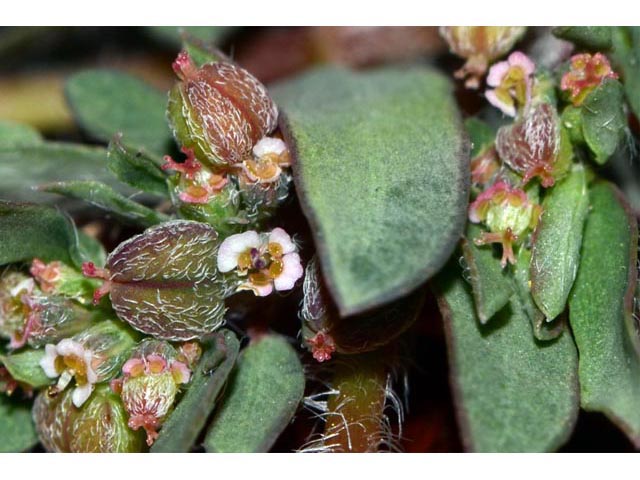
485,51,535,117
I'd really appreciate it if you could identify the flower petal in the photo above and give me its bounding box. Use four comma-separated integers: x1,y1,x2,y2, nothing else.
217,231,261,272
238,281,273,297
40,344,60,378
508,51,535,76
274,253,304,291
486,60,511,87
269,227,296,254
485,90,516,117
55,338,85,358
253,137,287,158
72,383,94,407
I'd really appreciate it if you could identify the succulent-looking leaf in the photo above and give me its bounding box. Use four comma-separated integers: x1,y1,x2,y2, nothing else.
531,165,589,320
66,70,173,156
107,220,226,341
151,330,239,452
461,223,513,324
40,181,169,228
0,349,52,388
465,118,495,159
0,201,84,268
146,26,235,49
552,26,612,50
0,395,38,452
77,231,107,268
107,139,170,198
581,79,626,165
569,181,640,447
204,334,305,452
513,247,564,341
434,261,579,452
610,27,640,120
0,142,133,207
0,120,43,148
180,31,230,67
274,66,469,316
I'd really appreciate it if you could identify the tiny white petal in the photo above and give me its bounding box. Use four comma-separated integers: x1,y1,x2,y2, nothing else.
269,227,296,254
10,278,34,297
56,338,85,358
40,344,60,378
253,137,287,158
217,231,261,273
84,350,99,384
72,383,94,408
274,253,304,291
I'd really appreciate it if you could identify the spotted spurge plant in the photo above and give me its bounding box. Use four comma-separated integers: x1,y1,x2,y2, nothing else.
1,26,640,452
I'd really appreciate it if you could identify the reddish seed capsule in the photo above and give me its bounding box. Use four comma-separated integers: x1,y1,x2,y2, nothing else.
168,52,279,167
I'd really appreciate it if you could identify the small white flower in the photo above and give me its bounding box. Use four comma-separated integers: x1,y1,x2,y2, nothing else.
39,338,98,407
252,137,287,158
217,231,261,273
274,252,304,291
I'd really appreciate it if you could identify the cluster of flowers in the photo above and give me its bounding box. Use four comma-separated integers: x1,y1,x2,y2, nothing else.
441,27,619,268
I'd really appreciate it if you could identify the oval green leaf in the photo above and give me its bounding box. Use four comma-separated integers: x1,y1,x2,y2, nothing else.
569,181,640,447
204,334,305,452
274,66,469,316
434,262,579,452
1,349,52,388
531,164,589,321
107,138,169,197
461,223,513,324
66,70,173,156
0,201,84,268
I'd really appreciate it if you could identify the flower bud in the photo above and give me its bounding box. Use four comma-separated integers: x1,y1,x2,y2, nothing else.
561,53,618,106
33,384,144,452
469,181,541,267
112,339,192,446
167,52,278,168
496,103,571,188
439,26,526,89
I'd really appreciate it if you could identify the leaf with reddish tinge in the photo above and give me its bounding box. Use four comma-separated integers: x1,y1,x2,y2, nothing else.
105,220,226,341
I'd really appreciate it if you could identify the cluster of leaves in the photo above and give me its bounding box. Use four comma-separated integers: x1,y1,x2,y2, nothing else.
0,26,639,453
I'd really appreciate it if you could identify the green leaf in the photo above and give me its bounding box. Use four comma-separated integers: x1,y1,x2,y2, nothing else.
0,201,83,268
151,330,239,452
0,120,43,148
274,66,469,316
569,181,640,447
1,349,52,388
465,118,495,158
581,79,626,165
106,220,226,341
181,31,230,67
65,70,173,156
204,334,305,452
513,247,564,341
610,27,640,120
0,396,38,452
461,224,513,324
107,139,169,197
552,26,612,50
530,165,589,321
40,181,169,228
77,231,107,268
434,262,579,452
0,142,133,207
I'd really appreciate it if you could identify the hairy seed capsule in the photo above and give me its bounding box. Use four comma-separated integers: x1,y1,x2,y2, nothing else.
168,52,278,167
33,384,144,452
